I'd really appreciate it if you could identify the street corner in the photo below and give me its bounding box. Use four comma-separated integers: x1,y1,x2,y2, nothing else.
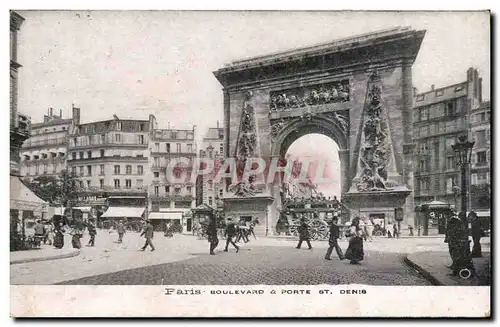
10,246,81,265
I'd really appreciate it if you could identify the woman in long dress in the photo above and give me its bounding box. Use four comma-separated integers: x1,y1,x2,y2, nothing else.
345,217,364,264
53,223,64,249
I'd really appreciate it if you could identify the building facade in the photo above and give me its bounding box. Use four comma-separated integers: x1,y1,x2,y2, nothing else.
10,11,30,177
469,100,491,213
148,127,197,231
20,108,73,179
66,111,156,217
197,124,225,210
412,67,485,217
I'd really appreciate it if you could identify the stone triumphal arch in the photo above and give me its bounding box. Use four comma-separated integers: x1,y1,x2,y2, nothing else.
214,27,426,236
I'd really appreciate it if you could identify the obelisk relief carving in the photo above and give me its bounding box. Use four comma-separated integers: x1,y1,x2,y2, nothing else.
352,71,403,192
230,91,262,196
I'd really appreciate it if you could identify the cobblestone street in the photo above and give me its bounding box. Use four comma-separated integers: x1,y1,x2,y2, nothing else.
57,243,430,286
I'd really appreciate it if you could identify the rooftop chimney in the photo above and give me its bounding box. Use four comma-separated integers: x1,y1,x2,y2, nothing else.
431,85,435,91
49,107,53,116
72,103,80,125
217,120,219,128
60,109,62,118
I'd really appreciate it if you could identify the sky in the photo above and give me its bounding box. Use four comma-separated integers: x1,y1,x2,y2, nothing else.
15,10,490,197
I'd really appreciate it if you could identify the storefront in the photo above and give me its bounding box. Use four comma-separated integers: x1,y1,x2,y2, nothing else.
10,176,48,236
148,212,183,232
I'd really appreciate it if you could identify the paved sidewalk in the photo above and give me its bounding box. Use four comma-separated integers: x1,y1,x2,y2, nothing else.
405,251,491,286
10,235,80,265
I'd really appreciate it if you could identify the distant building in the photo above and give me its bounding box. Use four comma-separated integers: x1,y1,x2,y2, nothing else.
197,123,225,210
148,127,197,231
66,111,156,220
413,67,487,231
20,108,73,180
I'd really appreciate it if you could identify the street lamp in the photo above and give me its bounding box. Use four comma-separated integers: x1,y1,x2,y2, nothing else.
451,135,474,214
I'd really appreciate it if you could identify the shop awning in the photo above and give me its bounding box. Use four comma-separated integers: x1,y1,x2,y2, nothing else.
149,212,182,220
101,207,145,218
73,206,92,212
10,176,48,212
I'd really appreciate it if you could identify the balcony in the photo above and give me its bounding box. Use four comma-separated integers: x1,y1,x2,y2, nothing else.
67,155,148,163
150,150,197,157
81,186,148,193
22,138,67,149
149,194,194,202
69,141,148,150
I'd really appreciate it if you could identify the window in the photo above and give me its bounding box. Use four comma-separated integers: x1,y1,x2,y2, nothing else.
100,149,105,157
478,112,486,122
420,126,428,137
137,165,143,175
171,131,177,139
187,144,193,153
154,172,159,178
139,123,145,132
166,143,171,153
52,165,57,173
419,159,429,173
446,156,455,170
126,165,132,175
208,180,213,189
446,176,458,193
125,179,132,189
114,165,120,174
446,101,457,116
419,142,429,154
138,135,145,144
419,178,430,192
175,187,181,194
87,180,91,188
176,143,181,153
475,130,486,147
477,151,487,165
136,154,144,158
100,164,105,175
419,107,428,121
165,185,170,193
79,166,84,176
154,143,160,152
71,167,77,175
208,196,213,206
43,164,48,174
445,137,455,149
136,179,143,187
87,165,92,176
116,122,122,131
115,133,121,142
72,138,77,147
100,134,106,144
35,164,40,174
220,144,224,156
79,152,84,159
477,172,489,184
114,179,120,189
186,186,192,194
87,150,92,158
99,179,104,189
154,157,160,167
79,181,84,188
219,189,224,198
154,186,159,196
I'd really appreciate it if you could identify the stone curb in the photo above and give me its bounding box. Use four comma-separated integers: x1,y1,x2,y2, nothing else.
404,252,443,286
10,249,81,265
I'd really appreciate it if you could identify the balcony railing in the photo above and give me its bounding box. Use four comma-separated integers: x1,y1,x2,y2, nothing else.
150,194,194,201
22,138,67,148
81,186,148,193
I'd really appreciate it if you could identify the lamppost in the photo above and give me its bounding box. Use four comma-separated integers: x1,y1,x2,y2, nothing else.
451,135,475,214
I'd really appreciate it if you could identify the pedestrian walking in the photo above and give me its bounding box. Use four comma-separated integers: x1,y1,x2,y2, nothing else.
469,211,483,258
344,217,364,264
248,219,257,240
87,219,97,247
71,218,84,249
53,223,65,249
45,223,54,246
117,219,126,243
140,221,155,251
296,218,312,250
325,216,344,260
33,220,46,247
207,217,219,255
236,218,249,243
408,225,414,236
223,217,239,253
393,222,399,239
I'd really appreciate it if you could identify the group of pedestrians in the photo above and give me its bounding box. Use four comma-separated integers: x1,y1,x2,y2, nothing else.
207,217,259,255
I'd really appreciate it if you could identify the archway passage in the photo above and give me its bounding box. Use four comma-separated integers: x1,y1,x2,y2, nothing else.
284,133,341,199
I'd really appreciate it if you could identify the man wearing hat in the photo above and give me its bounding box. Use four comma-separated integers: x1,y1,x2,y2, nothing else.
325,215,344,260
224,217,239,253
296,217,312,250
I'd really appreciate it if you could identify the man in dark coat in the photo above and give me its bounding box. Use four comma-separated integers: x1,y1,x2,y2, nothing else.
140,221,155,251
469,211,483,258
117,219,126,243
87,219,97,247
296,218,312,250
325,216,344,260
207,216,219,255
223,217,239,253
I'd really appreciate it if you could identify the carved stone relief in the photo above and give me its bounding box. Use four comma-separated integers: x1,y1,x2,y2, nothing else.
269,79,350,112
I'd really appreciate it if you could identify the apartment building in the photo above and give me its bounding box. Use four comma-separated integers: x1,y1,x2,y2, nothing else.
148,127,197,231
20,108,73,180
66,110,157,219
196,124,225,210
412,67,485,232
469,101,491,215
